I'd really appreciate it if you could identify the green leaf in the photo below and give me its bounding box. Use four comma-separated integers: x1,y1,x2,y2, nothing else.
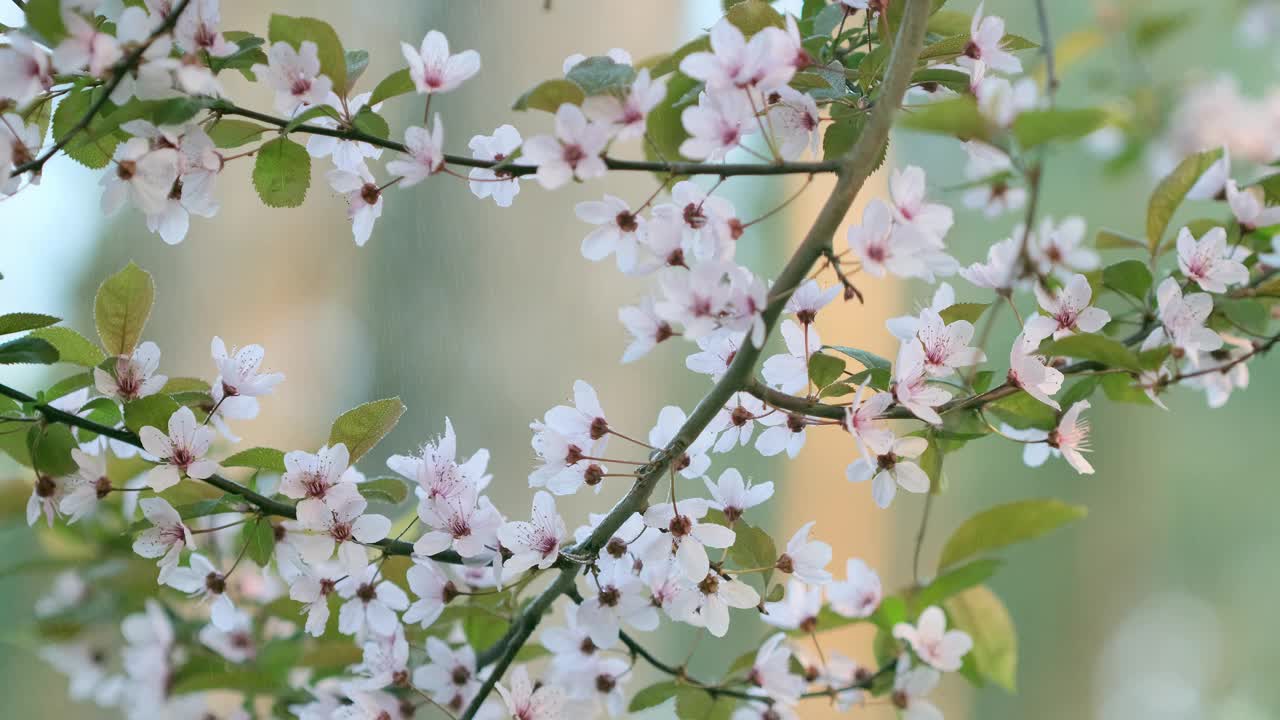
94,263,155,356
807,352,846,389
0,313,60,336
268,14,347,90
252,137,311,208
846,366,892,391
1100,372,1154,405
1095,228,1145,250
1101,259,1153,300
725,0,785,35
1012,108,1107,149
901,97,989,140
826,345,892,370
281,104,341,134
938,498,1088,570
28,327,104,367
650,36,709,77
368,68,415,106
674,687,735,720
344,49,370,92
29,424,78,476
629,681,679,712
986,391,1057,430
161,377,211,394
52,88,122,169
222,447,287,473
1219,298,1270,336
971,370,995,394
328,397,406,463
823,112,866,161
915,558,1002,609
358,477,411,505
919,433,944,493
123,395,181,435
512,78,586,112
24,0,66,45
351,107,389,139
242,519,277,568
211,32,268,79
565,56,636,96
462,606,509,650
728,521,778,587
1147,147,1223,253
80,397,122,428
1042,334,1141,371
643,73,697,168
0,336,58,365
939,302,990,325
1059,377,1099,407
911,68,973,94
1132,10,1193,51
946,585,1018,692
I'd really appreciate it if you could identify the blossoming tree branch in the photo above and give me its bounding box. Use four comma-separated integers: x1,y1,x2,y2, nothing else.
0,0,1277,718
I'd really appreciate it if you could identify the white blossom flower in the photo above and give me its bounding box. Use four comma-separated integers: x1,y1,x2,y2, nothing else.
522,104,609,189
1008,327,1064,410
892,340,952,424
583,68,667,141
284,559,345,637
679,90,757,161
0,34,53,105
327,165,384,246
100,138,181,218
336,563,409,638
893,654,945,720
294,493,391,574
761,319,820,395
1026,273,1111,340
957,2,1023,84
672,570,760,637
175,0,237,57
1189,334,1253,408
403,560,454,629
388,417,491,504
652,180,739,262
574,655,630,717
199,609,256,664
827,558,882,618
1176,225,1249,293
542,603,603,670
680,18,792,92
132,498,193,582
761,577,822,631
415,638,479,712
642,497,736,580
27,473,65,528
576,558,659,649
386,116,445,186
252,41,333,115
38,642,122,707
352,626,410,689
402,30,480,94
687,331,741,383
843,383,894,457
468,124,522,207
576,194,644,273
93,341,167,401
647,405,716,479
748,632,806,704
786,279,840,325
59,449,110,523
767,86,820,160
961,235,1021,291
54,12,122,77
211,335,284,402
138,406,217,491
1029,216,1099,279
303,92,384,172
846,432,930,508
912,308,986,377
280,443,358,517
164,553,239,630
619,296,675,363
889,165,954,244
778,522,832,585
496,665,564,720
847,199,930,278
755,407,810,459
1227,179,1280,230
497,491,565,581
415,487,503,559
703,467,773,523
893,605,973,672
1145,277,1223,361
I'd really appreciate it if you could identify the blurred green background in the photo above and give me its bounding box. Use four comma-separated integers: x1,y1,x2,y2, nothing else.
1,0,1276,718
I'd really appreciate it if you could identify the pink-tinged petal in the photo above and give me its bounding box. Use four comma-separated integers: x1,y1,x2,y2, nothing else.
413,531,452,557
1075,306,1110,333
146,465,180,492
167,406,197,444
871,471,896,508
185,459,218,480
139,426,173,458
352,513,392,543
676,538,710,580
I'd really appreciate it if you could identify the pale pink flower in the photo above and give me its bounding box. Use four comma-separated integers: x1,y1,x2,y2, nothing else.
138,406,217,491
893,605,973,672
401,30,480,94
1026,273,1112,340
1176,225,1249,293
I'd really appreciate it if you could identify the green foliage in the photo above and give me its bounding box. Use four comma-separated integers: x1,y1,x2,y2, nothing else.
357,477,411,505
728,521,778,587
52,88,122,169
344,49,370,92
823,108,866,161
1146,147,1223,253
644,72,698,167
565,57,635,95
253,137,311,208
222,447,287,473
368,68,415,106
674,687,735,720
939,302,990,325
1095,228,1146,250
268,15,348,90
1012,108,1107,149
914,558,1003,610
24,0,66,45
0,336,58,365
725,0,785,35
0,313,60,336
211,32,269,79
826,345,892,370
1102,259,1153,300
328,397,406,462
512,79,586,113
939,498,1088,570
123,394,180,435
94,262,155,356
986,390,1057,430
29,424,78,476
1042,333,1142,372
947,585,1018,692
629,681,679,712
807,352,846,389
351,107,390,139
